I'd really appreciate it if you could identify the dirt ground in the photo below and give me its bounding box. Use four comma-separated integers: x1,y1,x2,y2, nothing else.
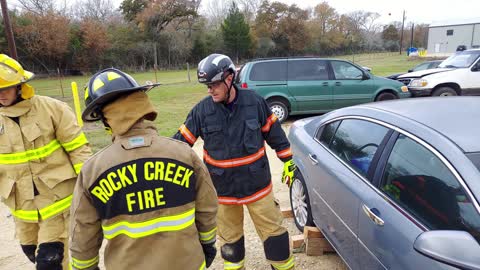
0,122,347,270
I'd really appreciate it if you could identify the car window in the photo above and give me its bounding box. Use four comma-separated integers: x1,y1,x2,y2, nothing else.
316,120,340,145
327,119,389,177
237,64,248,83
249,61,287,81
288,60,329,81
331,61,364,80
412,62,430,72
381,134,480,242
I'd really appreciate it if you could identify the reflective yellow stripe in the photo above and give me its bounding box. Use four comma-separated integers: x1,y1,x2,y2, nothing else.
107,72,121,81
71,255,99,270
62,133,88,152
10,195,72,222
11,209,38,222
102,208,196,240
74,163,83,174
199,260,206,270
39,195,73,220
199,227,217,244
93,78,104,91
272,255,295,270
0,139,61,164
224,259,245,270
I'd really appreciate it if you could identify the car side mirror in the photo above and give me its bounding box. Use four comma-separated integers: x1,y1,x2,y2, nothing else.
362,72,371,80
472,62,480,72
414,231,480,270
408,69,413,73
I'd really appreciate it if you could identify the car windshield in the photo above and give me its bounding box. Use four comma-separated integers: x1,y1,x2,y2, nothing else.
438,50,480,68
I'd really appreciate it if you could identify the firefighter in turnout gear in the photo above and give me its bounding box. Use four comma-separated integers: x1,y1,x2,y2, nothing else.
0,54,92,270
174,54,295,270
69,68,218,270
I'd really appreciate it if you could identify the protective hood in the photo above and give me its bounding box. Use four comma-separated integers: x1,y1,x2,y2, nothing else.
102,91,157,136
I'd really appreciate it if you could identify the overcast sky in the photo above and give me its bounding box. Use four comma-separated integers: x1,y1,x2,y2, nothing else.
9,0,480,25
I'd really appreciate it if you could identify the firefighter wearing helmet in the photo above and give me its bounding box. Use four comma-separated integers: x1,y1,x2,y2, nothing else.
69,68,218,270
174,53,296,270
0,54,92,270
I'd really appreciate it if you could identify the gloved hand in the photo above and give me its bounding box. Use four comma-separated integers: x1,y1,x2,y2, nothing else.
202,243,217,268
21,244,36,263
282,159,296,187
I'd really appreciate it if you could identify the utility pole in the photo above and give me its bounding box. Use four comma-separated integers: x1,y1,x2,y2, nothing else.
399,10,406,55
0,0,18,59
410,23,415,49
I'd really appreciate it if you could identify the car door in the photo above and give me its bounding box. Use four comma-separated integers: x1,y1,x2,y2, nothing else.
287,59,332,112
464,58,480,93
308,118,390,269
358,132,480,270
330,60,373,109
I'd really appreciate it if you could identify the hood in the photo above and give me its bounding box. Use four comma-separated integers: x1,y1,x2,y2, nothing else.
397,68,454,79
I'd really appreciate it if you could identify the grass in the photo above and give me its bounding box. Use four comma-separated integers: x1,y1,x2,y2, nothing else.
27,53,434,152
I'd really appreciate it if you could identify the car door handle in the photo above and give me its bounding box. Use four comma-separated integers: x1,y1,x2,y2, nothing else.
322,82,329,86
335,82,342,86
362,204,384,226
308,154,318,165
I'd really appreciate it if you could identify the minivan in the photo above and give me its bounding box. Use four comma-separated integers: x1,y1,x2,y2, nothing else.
236,57,410,122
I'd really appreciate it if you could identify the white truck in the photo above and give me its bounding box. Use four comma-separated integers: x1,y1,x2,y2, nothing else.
397,49,480,97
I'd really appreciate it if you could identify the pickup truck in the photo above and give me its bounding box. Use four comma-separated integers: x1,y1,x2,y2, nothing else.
397,49,480,97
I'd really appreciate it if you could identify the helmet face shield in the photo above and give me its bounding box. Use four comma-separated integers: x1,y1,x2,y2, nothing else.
0,62,23,84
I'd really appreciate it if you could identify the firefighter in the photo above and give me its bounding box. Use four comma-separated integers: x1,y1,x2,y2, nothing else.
69,68,218,270
0,54,91,270
174,53,296,270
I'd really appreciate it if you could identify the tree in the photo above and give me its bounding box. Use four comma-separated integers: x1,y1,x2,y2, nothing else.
221,2,252,62
120,0,148,22
382,24,399,51
75,0,117,22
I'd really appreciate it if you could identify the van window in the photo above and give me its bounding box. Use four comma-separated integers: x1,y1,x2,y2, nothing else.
249,61,287,81
288,60,329,81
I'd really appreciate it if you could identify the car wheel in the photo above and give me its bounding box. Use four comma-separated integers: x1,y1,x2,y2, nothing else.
375,92,398,101
432,87,457,97
268,100,289,123
289,171,314,232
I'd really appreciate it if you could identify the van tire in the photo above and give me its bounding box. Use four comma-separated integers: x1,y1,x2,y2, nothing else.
432,87,457,96
375,92,398,101
268,100,289,123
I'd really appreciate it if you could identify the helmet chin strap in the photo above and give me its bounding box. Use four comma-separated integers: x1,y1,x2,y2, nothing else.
222,73,236,105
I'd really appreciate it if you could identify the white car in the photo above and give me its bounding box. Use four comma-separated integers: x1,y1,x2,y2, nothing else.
397,49,480,97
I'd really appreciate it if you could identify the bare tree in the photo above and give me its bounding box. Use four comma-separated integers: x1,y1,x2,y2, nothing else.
17,0,55,14
74,0,117,22
236,0,262,22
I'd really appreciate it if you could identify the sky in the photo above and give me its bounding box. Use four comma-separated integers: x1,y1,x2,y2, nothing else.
8,0,480,26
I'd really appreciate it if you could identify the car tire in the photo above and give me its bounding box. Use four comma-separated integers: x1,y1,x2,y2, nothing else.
432,87,458,97
375,92,398,101
268,100,289,123
289,171,314,232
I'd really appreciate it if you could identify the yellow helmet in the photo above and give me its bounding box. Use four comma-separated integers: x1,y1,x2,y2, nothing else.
0,54,35,99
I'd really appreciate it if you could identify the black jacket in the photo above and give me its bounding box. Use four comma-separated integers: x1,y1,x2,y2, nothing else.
173,88,292,204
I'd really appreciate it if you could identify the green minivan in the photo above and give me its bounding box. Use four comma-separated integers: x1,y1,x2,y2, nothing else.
236,57,410,122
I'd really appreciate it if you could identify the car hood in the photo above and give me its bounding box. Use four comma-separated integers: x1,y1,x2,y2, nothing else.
397,68,454,79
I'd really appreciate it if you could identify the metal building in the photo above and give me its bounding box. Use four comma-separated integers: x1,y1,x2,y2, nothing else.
427,18,480,55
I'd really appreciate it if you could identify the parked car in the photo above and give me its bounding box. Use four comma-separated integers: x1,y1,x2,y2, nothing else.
236,57,409,122
289,97,480,270
386,60,443,80
397,49,480,96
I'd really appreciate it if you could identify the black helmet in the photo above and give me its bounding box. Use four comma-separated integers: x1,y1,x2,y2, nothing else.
197,54,236,84
82,68,159,122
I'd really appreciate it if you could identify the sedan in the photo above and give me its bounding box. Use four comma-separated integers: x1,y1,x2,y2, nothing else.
289,97,480,270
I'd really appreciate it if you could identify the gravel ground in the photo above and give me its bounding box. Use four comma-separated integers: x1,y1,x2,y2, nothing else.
0,122,347,270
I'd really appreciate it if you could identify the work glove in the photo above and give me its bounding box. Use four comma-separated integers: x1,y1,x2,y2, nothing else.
202,243,217,268
282,159,296,187
21,244,36,263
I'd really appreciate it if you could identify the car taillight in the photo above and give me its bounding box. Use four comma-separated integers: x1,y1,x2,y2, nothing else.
241,82,248,89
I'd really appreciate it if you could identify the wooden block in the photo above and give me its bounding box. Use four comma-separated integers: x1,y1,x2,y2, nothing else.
305,237,335,256
281,207,293,218
290,234,304,249
304,226,324,239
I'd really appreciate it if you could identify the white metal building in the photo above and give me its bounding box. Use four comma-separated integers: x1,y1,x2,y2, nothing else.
427,18,480,54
